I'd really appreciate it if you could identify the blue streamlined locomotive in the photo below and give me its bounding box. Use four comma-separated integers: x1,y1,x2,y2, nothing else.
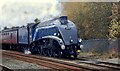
0,16,83,59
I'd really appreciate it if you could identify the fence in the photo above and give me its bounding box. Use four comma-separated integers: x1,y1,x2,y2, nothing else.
82,39,119,53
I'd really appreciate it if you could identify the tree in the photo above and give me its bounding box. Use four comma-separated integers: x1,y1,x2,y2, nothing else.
108,19,120,39
63,2,112,39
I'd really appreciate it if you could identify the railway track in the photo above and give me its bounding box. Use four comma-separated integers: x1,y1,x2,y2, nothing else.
2,50,92,70
42,56,120,70
77,58,120,70
2,50,120,71
52,56,120,70
0,65,13,71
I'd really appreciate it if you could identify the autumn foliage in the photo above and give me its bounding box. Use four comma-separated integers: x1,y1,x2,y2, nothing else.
63,2,120,39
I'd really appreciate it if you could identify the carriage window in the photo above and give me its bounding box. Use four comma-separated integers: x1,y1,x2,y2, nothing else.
11,33,12,39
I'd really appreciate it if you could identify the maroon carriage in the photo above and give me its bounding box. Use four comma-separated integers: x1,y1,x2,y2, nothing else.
1,28,18,49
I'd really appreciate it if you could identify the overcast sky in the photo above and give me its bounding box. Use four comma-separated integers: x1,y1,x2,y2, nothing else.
0,0,119,29
0,0,63,29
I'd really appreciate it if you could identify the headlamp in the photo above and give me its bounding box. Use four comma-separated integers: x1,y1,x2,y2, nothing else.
61,45,65,50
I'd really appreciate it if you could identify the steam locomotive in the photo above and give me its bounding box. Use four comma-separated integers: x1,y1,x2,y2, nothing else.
0,16,83,59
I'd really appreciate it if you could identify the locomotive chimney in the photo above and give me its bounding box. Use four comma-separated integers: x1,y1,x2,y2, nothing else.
34,18,40,24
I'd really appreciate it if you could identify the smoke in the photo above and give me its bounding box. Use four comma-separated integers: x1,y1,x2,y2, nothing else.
0,0,63,28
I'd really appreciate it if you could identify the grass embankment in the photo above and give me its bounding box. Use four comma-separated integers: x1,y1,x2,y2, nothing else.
79,50,119,60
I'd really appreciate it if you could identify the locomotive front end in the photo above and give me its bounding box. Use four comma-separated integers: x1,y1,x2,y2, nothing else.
30,16,83,59
58,16,83,58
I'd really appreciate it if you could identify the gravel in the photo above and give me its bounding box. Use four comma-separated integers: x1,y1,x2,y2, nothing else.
1,56,49,69
97,58,120,64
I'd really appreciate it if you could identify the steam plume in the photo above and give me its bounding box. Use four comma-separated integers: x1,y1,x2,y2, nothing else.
0,0,63,28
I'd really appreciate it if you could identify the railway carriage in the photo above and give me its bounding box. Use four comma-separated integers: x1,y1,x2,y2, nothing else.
1,28,18,50
0,31,2,48
1,16,83,59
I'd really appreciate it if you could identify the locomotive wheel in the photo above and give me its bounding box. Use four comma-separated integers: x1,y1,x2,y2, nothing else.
43,48,47,56
47,48,53,57
9,45,12,50
73,52,77,59
23,46,26,53
52,50,56,57
21,46,24,52
20,46,24,52
58,50,63,58
73,54,77,59
37,45,43,55
30,44,36,54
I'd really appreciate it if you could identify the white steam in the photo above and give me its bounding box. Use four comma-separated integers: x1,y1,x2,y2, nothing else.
0,0,63,28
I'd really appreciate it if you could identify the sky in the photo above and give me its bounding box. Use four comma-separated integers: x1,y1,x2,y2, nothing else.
0,0,119,30
0,0,63,29
60,0,119,2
